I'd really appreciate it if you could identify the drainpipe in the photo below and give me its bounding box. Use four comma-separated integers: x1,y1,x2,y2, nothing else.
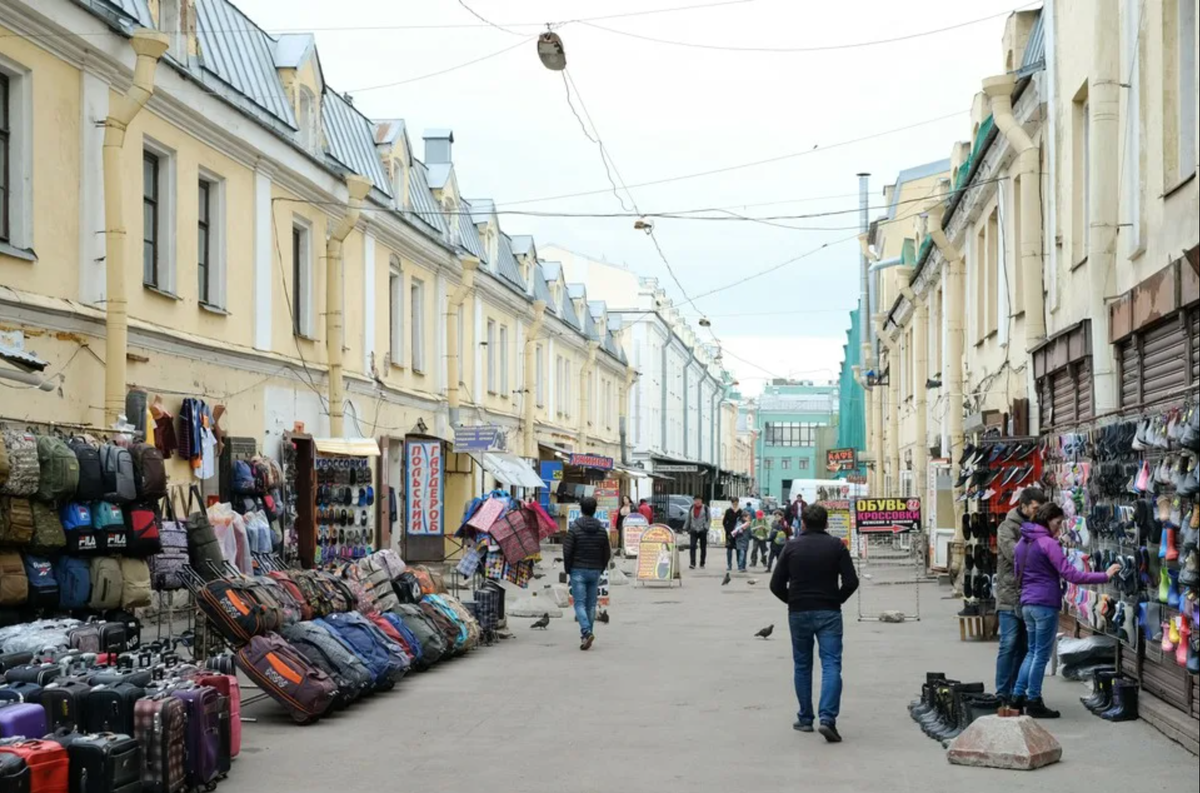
902,286,930,504
577,342,598,447
102,29,170,425
1086,0,1121,413
875,316,899,493
522,300,547,457
709,385,723,503
982,74,1046,351
326,174,373,437
619,367,637,465
447,256,480,427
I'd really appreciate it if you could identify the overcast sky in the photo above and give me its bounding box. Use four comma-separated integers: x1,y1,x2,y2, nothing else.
237,0,1019,394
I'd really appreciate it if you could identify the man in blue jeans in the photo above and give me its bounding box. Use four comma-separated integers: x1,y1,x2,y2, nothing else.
769,504,859,742
563,496,612,651
994,488,1044,708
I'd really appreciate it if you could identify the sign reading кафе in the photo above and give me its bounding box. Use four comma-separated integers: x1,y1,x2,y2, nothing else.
826,448,858,474
854,498,921,533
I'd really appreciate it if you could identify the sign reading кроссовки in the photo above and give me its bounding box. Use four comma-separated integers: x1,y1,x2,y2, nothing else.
854,498,921,534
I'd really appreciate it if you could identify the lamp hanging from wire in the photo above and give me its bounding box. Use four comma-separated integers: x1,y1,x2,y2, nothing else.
538,30,566,70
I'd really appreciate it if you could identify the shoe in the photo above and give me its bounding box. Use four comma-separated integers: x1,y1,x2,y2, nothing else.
942,693,1001,743
793,722,814,733
689,564,696,570
909,673,947,716
581,633,595,651
1168,570,1181,608
1099,679,1139,721
1177,618,1191,667
1163,528,1179,561
1081,667,1118,711
1159,566,1171,603
1022,698,1060,719
818,723,842,743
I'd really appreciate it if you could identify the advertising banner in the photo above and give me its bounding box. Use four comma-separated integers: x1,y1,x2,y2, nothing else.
539,461,563,510
405,440,444,536
854,498,921,533
826,448,858,474
816,499,853,547
622,513,648,556
636,525,679,584
709,500,732,545
569,453,614,470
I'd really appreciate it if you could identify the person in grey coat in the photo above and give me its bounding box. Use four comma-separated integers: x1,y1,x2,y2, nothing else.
682,495,711,570
994,487,1046,706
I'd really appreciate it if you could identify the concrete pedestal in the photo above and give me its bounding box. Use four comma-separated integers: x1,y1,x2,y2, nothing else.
946,715,1062,770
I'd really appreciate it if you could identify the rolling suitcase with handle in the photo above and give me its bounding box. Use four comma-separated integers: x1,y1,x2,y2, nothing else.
195,674,240,758
0,702,47,740
0,752,29,792
133,694,186,793
45,731,141,793
0,740,68,793
169,686,220,791
0,683,42,706
3,665,59,687
82,680,143,735
38,680,92,733
234,633,337,724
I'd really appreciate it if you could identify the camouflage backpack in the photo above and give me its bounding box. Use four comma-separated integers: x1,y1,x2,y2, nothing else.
0,429,38,496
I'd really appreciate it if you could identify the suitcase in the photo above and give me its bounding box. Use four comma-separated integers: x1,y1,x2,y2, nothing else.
0,740,68,793
87,669,152,689
45,732,141,793
212,695,231,776
0,752,29,792
133,695,186,793
0,654,32,676
234,633,337,724
67,623,127,655
39,680,93,733
0,703,47,740
195,675,240,758
82,681,143,735
169,687,220,790
0,683,42,705
3,665,59,687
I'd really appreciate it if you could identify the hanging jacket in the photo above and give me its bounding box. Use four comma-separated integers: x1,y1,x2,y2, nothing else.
1015,522,1109,609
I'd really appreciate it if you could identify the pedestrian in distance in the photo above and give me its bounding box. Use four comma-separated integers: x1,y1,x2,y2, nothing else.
767,511,790,573
682,494,711,570
724,503,739,571
792,495,808,532
769,504,859,743
733,509,752,572
1011,503,1120,717
617,495,634,549
637,498,654,523
563,496,612,651
750,512,771,569
994,487,1045,709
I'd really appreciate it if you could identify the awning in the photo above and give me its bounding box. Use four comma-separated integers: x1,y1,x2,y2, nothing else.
480,452,545,489
613,463,649,480
313,437,381,457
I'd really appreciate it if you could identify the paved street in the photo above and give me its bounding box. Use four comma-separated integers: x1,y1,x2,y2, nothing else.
223,562,1190,792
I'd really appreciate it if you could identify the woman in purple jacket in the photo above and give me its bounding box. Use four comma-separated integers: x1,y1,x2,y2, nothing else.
1012,503,1120,718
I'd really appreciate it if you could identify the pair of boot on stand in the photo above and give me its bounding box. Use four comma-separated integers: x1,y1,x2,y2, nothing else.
908,673,1002,747
1079,666,1140,721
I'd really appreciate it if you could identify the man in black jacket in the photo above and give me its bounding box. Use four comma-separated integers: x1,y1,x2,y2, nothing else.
769,504,859,742
563,496,612,650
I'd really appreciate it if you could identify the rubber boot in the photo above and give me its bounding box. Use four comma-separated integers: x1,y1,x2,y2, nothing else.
1180,549,1200,588
1188,636,1199,675
1023,698,1061,719
1081,667,1117,711
1159,566,1171,603
909,673,946,718
1177,618,1191,667
1163,528,1179,561
1168,570,1181,608
1162,620,1177,653
944,693,1002,746
1099,679,1139,721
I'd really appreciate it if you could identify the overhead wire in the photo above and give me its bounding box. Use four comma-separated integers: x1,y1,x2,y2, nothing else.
454,0,523,36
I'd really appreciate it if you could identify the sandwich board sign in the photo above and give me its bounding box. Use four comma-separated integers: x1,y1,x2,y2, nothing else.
637,525,681,586
622,513,649,557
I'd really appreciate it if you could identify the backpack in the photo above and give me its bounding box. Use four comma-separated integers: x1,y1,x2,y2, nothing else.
150,495,188,591
316,614,405,688
0,430,38,497
118,558,151,610
91,502,126,554
59,502,99,555
55,557,91,610
185,487,224,582
28,500,66,553
232,461,256,495
0,497,35,546
0,552,29,606
88,558,124,610
21,555,58,609
98,444,136,503
69,438,104,502
35,435,79,502
124,503,162,556
356,556,399,612
376,612,424,669
393,603,448,666
251,460,271,495
129,443,167,501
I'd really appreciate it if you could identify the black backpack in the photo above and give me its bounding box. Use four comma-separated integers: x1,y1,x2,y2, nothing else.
70,438,104,502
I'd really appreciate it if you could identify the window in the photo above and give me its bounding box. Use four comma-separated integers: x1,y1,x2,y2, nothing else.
0,74,9,242
762,422,824,447
486,319,497,393
143,153,160,287
0,59,32,252
986,207,999,335
798,458,809,471
196,175,225,308
1177,0,1198,179
197,181,210,303
764,458,774,470
298,87,319,151
781,458,792,470
411,280,426,372
499,325,509,396
291,221,312,336
1072,87,1089,264
536,344,545,406
142,142,176,293
388,259,403,366
555,356,564,416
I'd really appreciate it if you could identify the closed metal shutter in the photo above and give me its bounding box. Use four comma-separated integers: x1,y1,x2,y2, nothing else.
1119,338,1139,408
1051,369,1076,427
1039,378,1052,428
1076,358,1093,420
1141,317,1187,405
1191,309,1199,385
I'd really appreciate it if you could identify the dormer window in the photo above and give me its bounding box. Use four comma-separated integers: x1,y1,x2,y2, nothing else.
298,86,319,151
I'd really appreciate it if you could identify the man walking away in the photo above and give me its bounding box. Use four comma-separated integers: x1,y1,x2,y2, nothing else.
770,504,859,742
682,495,710,570
995,487,1045,708
563,497,612,651
767,511,790,572
724,504,739,571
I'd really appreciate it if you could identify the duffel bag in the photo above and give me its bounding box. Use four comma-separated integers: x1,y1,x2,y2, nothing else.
280,621,373,705
418,598,468,656
392,604,448,666
356,555,400,613
372,612,424,669
393,571,422,604
267,570,313,622
192,574,268,646
234,632,337,724
435,594,482,651
317,612,407,688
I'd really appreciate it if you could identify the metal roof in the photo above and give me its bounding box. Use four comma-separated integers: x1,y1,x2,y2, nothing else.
603,331,626,363
322,91,392,196
559,288,582,330
457,199,488,261
588,300,608,319
195,0,297,128
495,233,527,292
0,340,48,373
886,158,951,219
567,284,587,300
426,163,452,190
373,119,407,147
540,261,562,281
407,160,448,237
581,304,600,340
103,0,153,26
510,235,535,257
467,198,496,223
1017,10,1046,77
757,393,837,413
533,265,557,314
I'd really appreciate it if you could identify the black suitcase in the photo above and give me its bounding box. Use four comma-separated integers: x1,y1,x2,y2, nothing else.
0,654,32,676
87,669,152,689
215,694,232,777
48,731,142,793
0,751,29,792
3,664,60,686
83,682,144,735
0,683,42,705
39,679,94,732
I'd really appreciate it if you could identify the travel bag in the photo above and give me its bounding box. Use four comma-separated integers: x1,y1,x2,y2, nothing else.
0,739,68,793
196,674,241,758
266,571,313,622
0,751,29,791
392,604,448,666
46,731,142,793
69,621,127,655
118,558,151,610
0,499,34,547
378,612,427,670
183,488,224,582
34,435,79,504
0,653,32,676
319,612,407,687
133,694,186,793
280,621,373,705
430,594,480,651
150,494,188,592
55,559,91,611
0,701,47,740
234,632,337,724
20,556,57,611
0,682,43,705
91,502,126,554
39,679,93,732
68,438,104,503
418,599,467,656
0,431,38,497
169,685,221,790
59,503,99,556
185,569,267,646
3,664,59,687
83,680,144,735
88,559,123,611
98,445,136,504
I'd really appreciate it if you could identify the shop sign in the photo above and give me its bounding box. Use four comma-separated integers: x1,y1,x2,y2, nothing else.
405,440,444,536
453,425,508,453
817,499,853,547
569,453,614,470
622,513,648,556
854,498,921,534
636,525,679,583
826,448,858,474
539,461,563,510
846,474,867,485
656,464,698,473
567,506,611,526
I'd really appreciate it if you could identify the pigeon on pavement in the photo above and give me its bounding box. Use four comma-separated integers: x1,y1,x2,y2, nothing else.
597,610,610,624
755,624,774,639
531,613,550,630
722,572,731,586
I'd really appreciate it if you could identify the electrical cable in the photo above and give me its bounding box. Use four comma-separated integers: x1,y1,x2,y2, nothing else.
455,0,523,36
349,37,537,93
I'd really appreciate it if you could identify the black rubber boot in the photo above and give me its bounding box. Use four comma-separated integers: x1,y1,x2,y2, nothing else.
1023,698,1061,719
1099,679,1139,721
1085,672,1119,714
922,682,981,738
909,672,946,717
1081,667,1118,711
940,693,1001,746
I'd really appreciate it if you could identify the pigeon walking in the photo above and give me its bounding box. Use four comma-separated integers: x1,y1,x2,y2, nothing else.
754,624,774,639
722,572,731,586
747,578,758,585
597,610,610,624
531,613,550,630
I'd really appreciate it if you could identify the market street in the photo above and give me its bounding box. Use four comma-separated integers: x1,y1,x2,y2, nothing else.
222,562,1190,792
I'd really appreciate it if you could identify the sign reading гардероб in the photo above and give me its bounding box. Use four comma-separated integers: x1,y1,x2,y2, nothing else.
854,498,921,534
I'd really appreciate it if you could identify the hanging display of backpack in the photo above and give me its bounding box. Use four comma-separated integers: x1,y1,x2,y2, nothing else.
0,497,34,546
118,558,152,610
34,435,79,503
98,444,136,503
0,430,38,497
90,501,126,554
21,555,58,610
55,557,91,610
125,502,163,557
0,552,29,607
68,438,104,502
59,502,99,555
28,500,66,553
129,442,167,501
88,558,123,611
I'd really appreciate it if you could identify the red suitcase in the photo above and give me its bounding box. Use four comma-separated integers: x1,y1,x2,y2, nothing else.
0,739,68,793
196,674,241,758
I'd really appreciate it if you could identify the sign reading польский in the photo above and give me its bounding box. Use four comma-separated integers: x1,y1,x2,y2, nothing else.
854,498,921,534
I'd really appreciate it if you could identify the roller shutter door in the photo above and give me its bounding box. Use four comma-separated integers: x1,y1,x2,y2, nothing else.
1119,338,1139,408
1141,317,1188,405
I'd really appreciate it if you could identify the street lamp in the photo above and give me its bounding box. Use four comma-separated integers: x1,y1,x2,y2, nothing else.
538,31,566,71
